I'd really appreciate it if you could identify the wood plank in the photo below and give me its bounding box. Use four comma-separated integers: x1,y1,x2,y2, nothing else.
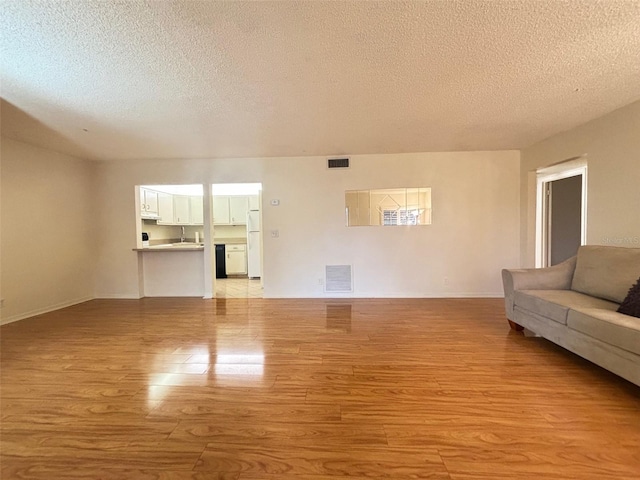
1,297,638,479
196,444,448,477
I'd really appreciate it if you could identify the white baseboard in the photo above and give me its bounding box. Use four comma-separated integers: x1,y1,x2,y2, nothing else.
94,294,142,299
0,296,94,325
0,293,505,325
263,292,504,299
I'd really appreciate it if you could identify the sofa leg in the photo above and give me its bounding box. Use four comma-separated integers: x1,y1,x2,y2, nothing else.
508,320,524,331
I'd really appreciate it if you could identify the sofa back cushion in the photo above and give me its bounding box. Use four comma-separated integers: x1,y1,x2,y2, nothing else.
571,246,640,303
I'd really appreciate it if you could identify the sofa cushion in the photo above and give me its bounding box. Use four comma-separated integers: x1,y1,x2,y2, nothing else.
514,290,619,325
571,246,640,303
617,277,640,318
567,308,640,356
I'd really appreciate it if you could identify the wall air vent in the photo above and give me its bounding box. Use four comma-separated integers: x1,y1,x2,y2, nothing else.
327,157,350,169
325,265,353,293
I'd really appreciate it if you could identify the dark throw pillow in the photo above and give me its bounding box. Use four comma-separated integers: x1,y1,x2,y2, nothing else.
617,277,640,318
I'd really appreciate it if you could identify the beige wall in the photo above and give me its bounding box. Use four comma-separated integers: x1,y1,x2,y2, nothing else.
1,138,96,323
6,94,638,318
520,101,640,266
0,140,520,317
94,151,520,298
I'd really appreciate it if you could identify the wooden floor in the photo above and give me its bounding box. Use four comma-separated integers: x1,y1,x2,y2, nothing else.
1,298,639,479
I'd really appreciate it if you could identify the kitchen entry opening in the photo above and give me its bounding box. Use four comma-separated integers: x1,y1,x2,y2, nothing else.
211,183,263,299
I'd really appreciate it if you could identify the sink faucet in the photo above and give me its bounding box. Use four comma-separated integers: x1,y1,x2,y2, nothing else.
180,226,185,243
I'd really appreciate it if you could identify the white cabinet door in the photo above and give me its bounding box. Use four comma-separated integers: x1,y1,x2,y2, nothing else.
226,245,247,275
157,192,174,225
140,188,159,216
229,196,249,225
213,196,230,225
174,195,190,224
189,196,203,225
248,194,260,210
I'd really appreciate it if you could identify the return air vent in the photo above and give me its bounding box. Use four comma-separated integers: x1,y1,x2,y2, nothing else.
325,265,353,293
327,157,350,169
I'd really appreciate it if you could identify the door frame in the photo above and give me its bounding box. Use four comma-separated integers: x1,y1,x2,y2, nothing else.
535,157,588,267
210,183,264,298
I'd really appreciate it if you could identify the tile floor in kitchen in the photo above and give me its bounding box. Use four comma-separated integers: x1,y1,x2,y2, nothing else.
215,277,263,298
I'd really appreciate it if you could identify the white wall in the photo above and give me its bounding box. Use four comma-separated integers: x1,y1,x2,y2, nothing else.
520,101,640,266
1,138,96,323
213,225,247,240
94,151,520,298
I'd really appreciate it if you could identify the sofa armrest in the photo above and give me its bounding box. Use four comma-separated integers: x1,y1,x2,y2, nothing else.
501,256,577,319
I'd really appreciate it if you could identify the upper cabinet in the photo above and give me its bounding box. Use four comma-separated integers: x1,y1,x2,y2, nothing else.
190,196,203,225
157,192,174,225
213,195,250,225
143,188,203,225
229,197,249,225
140,188,159,217
141,188,252,226
248,194,260,211
212,196,231,225
173,196,190,224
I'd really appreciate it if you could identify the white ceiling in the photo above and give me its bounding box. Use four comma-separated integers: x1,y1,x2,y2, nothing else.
1,1,639,161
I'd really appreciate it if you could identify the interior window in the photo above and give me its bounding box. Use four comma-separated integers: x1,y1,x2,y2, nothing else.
345,188,432,227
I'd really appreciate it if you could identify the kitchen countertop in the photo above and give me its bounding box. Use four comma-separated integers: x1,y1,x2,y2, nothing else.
134,237,248,251
133,243,205,252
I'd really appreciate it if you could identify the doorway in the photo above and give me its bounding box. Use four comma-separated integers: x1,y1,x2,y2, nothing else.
547,175,582,265
536,159,587,267
211,183,263,298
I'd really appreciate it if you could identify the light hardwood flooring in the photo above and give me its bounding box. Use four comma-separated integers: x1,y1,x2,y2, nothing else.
215,277,263,298
1,298,639,479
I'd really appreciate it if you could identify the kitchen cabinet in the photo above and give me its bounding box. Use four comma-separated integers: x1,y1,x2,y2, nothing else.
190,196,203,225
213,195,253,225
248,194,260,210
226,244,247,275
157,192,174,225
229,196,249,225
213,196,231,225
174,196,190,224
156,193,203,225
140,188,159,217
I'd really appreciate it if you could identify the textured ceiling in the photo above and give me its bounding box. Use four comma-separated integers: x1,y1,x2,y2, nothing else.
1,0,639,161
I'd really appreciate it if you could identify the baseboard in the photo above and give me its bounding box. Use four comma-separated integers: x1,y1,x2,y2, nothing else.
263,292,504,299
0,293,504,324
0,296,94,325
94,294,143,299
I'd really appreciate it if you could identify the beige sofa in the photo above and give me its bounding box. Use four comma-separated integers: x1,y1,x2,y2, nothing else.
502,245,640,386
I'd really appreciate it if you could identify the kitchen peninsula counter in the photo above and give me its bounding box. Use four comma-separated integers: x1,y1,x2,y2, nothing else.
135,246,205,297
133,245,204,252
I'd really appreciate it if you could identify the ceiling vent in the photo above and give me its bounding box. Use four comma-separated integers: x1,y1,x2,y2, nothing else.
327,157,350,169
325,265,353,293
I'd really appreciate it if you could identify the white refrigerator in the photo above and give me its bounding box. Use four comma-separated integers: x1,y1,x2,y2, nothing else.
247,209,262,278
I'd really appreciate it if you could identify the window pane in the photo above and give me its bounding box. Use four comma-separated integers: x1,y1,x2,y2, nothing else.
345,188,432,226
